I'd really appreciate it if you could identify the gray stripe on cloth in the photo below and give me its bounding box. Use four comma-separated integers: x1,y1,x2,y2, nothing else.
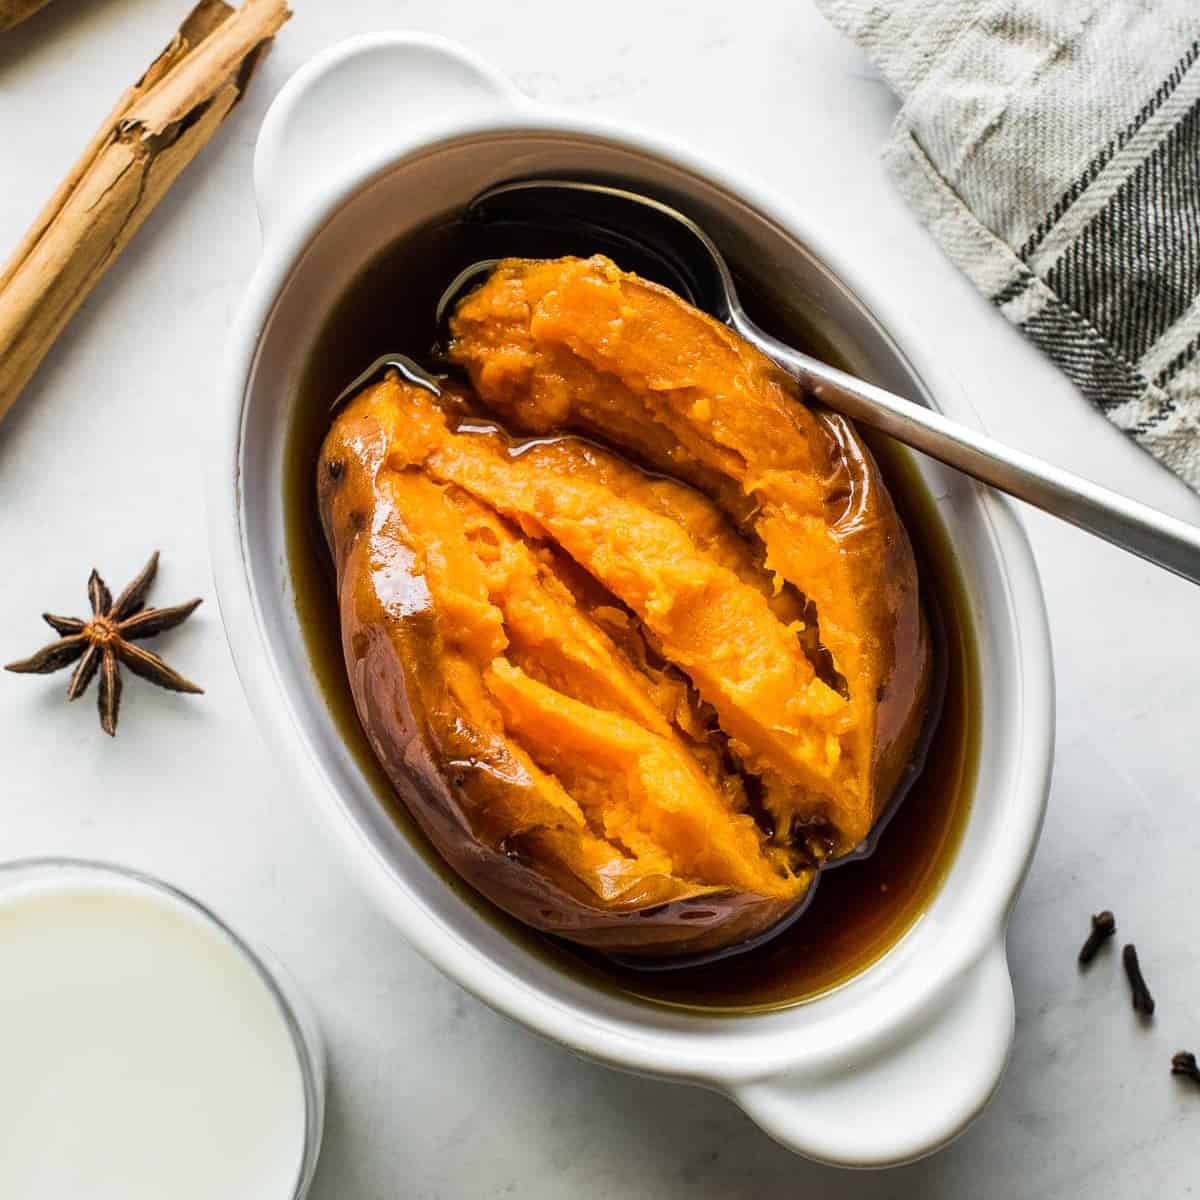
1154,330,1200,390
1019,300,1151,414
1019,38,1200,262
1025,59,1200,277
1043,95,1200,366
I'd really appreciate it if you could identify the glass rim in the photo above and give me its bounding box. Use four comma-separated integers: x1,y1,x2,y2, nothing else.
0,854,323,1198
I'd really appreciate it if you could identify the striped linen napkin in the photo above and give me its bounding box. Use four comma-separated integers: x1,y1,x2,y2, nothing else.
814,0,1200,490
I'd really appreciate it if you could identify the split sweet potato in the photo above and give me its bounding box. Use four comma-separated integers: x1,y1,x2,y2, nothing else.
317,255,930,957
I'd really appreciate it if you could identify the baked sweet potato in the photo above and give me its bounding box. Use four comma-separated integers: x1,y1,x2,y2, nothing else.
317,255,930,958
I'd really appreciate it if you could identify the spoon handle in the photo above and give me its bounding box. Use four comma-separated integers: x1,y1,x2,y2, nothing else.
742,320,1200,586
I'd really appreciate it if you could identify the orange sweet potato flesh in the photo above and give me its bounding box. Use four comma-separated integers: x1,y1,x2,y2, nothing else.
318,255,930,958
449,256,930,845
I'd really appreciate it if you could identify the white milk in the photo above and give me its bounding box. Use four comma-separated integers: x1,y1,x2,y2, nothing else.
0,876,309,1199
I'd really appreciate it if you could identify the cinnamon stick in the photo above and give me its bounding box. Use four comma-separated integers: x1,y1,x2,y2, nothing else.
0,0,290,422
0,0,56,32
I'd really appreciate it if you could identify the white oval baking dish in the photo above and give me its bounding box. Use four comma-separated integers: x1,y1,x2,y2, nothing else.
208,33,1054,1167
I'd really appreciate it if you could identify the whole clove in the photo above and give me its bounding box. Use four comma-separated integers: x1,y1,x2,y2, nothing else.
1078,910,1116,965
1172,1051,1200,1085
1122,943,1155,1016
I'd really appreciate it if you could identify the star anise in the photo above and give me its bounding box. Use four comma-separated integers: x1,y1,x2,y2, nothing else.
5,551,203,736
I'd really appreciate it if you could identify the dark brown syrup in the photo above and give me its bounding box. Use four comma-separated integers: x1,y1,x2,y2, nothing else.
285,218,981,1011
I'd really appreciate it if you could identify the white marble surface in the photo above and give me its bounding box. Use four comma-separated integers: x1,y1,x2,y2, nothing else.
3,1,1199,1194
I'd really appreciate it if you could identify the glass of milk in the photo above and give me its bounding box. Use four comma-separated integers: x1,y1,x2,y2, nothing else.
0,858,325,1199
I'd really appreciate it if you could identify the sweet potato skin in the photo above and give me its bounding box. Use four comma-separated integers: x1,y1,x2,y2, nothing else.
317,384,796,956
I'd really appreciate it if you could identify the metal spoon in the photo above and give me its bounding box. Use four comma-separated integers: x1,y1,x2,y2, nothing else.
439,178,1200,587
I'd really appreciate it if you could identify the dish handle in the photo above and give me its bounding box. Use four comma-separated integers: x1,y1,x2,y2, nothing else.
732,940,1014,1166
253,33,526,239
